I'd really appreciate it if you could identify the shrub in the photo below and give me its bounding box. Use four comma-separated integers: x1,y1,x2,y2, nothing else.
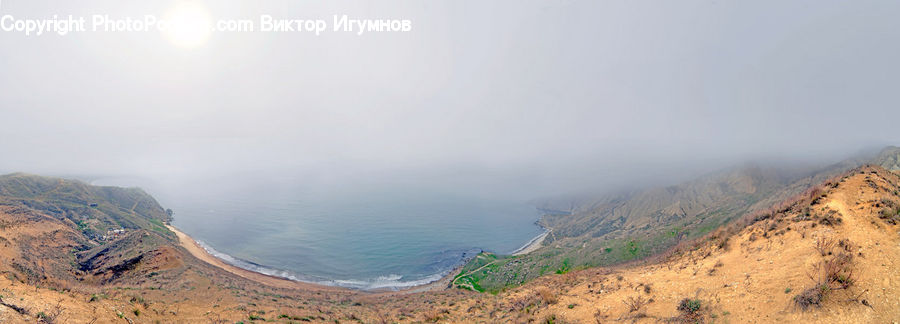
674,298,705,322
815,235,836,256
794,285,826,310
795,251,854,310
543,314,557,324
623,295,648,313
537,287,558,305
508,293,541,313
422,308,447,322
677,298,702,314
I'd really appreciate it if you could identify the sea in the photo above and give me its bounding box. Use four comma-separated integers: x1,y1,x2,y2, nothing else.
92,177,544,290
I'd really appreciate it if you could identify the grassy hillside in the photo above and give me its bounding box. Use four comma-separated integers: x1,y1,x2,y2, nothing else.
438,164,900,323
0,173,181,290
0,173,174,242
452,152,899,293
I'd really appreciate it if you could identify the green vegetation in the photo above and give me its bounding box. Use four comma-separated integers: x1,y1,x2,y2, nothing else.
0,173,175,242
678,299,702,314
456,161,859,293
0,173,181,288
452,253,500,292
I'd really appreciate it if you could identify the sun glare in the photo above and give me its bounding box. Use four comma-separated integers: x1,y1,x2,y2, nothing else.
162,3,213,49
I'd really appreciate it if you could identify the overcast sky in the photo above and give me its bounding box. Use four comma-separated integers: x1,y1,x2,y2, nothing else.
1,0,899,198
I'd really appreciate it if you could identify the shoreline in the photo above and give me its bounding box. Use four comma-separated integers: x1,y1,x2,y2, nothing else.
165,224,455,294
512,227,549,256
166,225,344,292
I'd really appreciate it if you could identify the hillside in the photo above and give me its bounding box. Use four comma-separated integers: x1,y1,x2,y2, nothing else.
454,160,861,292
1,155,900,323
453,148,900,293
0,173,173,241
425,164,900,323
871,146,900,171
0,174,378,323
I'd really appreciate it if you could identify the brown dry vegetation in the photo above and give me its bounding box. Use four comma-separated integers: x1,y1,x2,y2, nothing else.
0,166,899,323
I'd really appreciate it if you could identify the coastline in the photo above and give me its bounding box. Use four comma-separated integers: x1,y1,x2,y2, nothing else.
165,224,456,294
165,225,344,292
512,228,549,256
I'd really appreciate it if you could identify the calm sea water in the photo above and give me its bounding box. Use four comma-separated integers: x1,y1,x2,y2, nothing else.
156,185,542,290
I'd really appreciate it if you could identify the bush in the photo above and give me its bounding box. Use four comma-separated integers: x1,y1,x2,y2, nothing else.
623,295,648,313
794,285,826,310
794,250,855,310
677,299,702,314
537,287,557,305
422,308,448,322
815,236,836,256
543,314,557,324
674,298,705,322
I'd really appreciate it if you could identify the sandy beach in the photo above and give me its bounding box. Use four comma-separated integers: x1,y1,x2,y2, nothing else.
512,229,549,256
166,225,345,292
166,225,455,294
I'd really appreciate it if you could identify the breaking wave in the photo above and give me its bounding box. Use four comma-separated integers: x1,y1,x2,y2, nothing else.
194,239,453,290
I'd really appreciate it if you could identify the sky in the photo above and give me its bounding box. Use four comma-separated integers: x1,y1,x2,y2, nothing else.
1,0,899,199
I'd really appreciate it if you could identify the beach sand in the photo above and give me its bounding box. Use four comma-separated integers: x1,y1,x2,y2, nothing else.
512,230,548,256
166,225,454,294
166,225,343,291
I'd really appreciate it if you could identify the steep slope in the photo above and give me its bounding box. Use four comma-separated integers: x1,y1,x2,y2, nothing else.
428,165,900,323
871,145,900,171
0,173,173,242
0,174,186,289
456,161,857,292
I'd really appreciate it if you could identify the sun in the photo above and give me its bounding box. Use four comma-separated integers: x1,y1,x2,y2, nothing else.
161,2,213,49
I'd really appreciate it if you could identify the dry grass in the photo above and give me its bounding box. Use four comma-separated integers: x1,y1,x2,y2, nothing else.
421,308,448,322
795,248,855,310
537,287,558,305
622,295,648,313
815,235,837,256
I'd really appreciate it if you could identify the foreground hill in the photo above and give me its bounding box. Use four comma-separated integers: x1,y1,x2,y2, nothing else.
455,163,856,292
0,156,898,323
454,147,900,293
431,164,900,322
